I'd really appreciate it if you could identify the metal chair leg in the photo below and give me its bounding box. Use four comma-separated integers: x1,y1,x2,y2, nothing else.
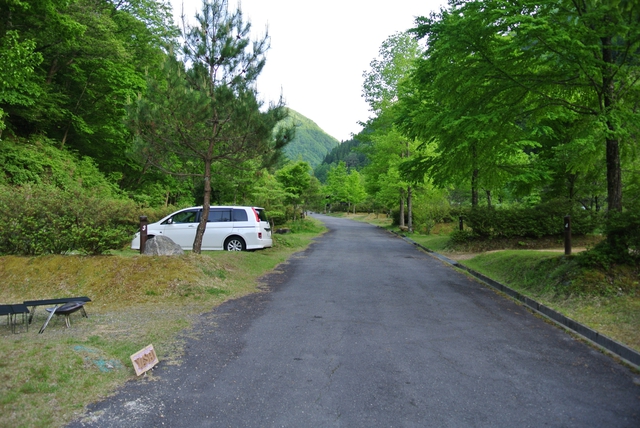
39,305,58,334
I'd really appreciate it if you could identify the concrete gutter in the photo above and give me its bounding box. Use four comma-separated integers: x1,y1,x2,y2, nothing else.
392,231,640,370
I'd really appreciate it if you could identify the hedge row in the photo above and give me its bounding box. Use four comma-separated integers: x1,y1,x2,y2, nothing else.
0,185,140,255
460,202,600,239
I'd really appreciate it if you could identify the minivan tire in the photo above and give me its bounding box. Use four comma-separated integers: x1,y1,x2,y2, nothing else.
225,236,245,251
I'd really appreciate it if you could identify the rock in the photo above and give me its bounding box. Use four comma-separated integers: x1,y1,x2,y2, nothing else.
143,235,184,256
399,226,409,232
275,228,291,234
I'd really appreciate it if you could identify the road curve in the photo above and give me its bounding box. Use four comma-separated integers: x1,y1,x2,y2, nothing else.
69,214,640,427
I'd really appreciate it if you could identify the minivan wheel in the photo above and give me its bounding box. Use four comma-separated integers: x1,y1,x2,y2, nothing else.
225,237,245,251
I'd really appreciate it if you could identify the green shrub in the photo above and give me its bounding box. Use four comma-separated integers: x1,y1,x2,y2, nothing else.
464,201,599,240
579,207,640,267
449,229,475,244
0,185,138,255
0,137,121,198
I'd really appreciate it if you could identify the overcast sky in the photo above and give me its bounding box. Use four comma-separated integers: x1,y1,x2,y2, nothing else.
170,0,447,142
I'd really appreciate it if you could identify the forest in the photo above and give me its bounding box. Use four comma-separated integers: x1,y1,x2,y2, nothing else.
349,0,640,267
1,0,639,265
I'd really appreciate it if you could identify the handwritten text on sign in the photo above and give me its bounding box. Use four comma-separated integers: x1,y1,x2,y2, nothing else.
130,344,159,376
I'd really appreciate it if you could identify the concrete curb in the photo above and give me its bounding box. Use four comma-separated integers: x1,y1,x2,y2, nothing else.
391,231,640,369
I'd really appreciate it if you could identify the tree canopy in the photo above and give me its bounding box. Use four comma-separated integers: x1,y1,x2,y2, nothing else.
397,0,640,211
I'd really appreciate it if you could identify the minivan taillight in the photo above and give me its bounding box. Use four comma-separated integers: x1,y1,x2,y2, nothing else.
252,207,261,222
258,232,262,239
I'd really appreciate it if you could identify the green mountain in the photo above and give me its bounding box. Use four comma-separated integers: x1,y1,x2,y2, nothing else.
280,109,340,168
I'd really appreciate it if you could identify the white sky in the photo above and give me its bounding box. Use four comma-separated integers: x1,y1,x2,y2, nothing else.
170,0,447,142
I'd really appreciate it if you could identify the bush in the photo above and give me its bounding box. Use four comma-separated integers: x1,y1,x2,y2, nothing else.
0,185,138,255
463,201,599,239
579,207,640,267
0,137,122,198
449,229,475,244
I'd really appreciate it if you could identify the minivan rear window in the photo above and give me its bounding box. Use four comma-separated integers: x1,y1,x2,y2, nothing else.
255,208,268,222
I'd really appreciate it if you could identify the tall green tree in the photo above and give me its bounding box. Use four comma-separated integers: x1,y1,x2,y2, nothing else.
404,0,640,212
325,161,350,209
361,32,421,229
0,0,176,182
0,29,42,136
276,160,312,219
131,0,292,253
345,169,367,214
362,31,420,116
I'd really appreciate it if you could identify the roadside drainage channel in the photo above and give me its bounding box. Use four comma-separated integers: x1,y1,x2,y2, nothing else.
390,230,640,370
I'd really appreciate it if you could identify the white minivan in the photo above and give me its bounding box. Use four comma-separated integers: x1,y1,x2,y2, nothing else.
131,206,272,251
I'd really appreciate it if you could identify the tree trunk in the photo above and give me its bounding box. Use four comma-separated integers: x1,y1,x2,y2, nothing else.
407,185,413,232
399,188,405,227
486,189,491,208
605,135,622,211
567,174,576,201
471,141,479,207
602,36,622,212
193,160,212,254
471,169,479,207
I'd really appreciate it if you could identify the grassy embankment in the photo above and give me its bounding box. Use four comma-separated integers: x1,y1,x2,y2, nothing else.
0,218,325,428
344,212,640,356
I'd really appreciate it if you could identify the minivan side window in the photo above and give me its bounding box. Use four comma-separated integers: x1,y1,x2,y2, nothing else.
208,209,232,222
233,209,248,222
166,210,199,224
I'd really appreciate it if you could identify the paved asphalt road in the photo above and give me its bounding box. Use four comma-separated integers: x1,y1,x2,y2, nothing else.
69,214,640,427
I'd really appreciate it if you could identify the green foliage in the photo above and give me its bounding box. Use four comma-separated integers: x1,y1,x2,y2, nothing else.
0,184,138,255
449,229,476,245
0,29,42,133
0,0,175,181
0,136,121,197
325,161,350,204
400,0,640,211
275,161,311,205
279,109,339,168
362,31,419,115
410,186,451,234
462,202,599,240
314,138,366,183
287,217,325,234
579,206,640,267
266,210,287,226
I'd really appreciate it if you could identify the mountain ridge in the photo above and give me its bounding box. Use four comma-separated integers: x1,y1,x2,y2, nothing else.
280,109,340,168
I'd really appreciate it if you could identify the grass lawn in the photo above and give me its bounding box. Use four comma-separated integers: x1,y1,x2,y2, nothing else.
0,218,325,428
